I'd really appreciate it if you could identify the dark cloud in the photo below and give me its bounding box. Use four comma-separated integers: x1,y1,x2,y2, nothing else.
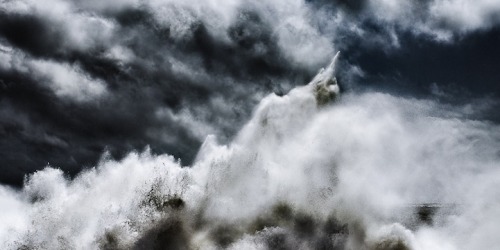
0,12,65,57
306,0,368,13
340,27,500,98
0,3,313,187
1,0,500,187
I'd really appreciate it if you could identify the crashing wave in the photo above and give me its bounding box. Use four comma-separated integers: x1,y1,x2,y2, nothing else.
1,53,500,250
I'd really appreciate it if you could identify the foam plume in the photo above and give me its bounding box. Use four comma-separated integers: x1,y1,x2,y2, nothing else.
1,55,500,250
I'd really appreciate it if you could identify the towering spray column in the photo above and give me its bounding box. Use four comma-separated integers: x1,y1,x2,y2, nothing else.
309,51,340,106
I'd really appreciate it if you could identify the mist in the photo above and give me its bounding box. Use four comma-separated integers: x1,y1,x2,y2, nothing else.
1,0,500,249
1,56,500,249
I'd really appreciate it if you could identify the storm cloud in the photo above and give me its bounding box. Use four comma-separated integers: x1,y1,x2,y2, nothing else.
0,0,327,185
1,0,499,188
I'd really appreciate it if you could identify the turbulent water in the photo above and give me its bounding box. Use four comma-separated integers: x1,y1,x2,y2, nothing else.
1,56,500,250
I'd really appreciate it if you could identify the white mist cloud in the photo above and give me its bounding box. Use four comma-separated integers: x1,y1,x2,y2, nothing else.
3,0,500,73
1,0,338,70
367,0,500,40
429,0,500,32
29,60,108,102
0,186,29,245
0,45,107,102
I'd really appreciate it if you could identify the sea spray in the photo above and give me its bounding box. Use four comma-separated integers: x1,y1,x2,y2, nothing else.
1,55,500,249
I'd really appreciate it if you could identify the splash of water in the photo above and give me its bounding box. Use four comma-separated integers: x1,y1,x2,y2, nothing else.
1,53,499,249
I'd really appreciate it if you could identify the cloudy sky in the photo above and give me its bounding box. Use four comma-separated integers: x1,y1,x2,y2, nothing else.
0,0,499,185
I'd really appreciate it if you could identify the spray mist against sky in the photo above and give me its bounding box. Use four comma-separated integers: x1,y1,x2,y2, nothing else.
1,0,500,249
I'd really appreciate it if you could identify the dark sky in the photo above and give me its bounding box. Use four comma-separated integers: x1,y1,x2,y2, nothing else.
1,0,499,186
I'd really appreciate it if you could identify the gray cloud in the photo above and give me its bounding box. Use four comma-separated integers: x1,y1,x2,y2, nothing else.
0,0,335,186
1,0,500,187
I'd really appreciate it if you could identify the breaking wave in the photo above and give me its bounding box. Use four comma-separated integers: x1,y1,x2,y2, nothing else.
1,55,500,250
